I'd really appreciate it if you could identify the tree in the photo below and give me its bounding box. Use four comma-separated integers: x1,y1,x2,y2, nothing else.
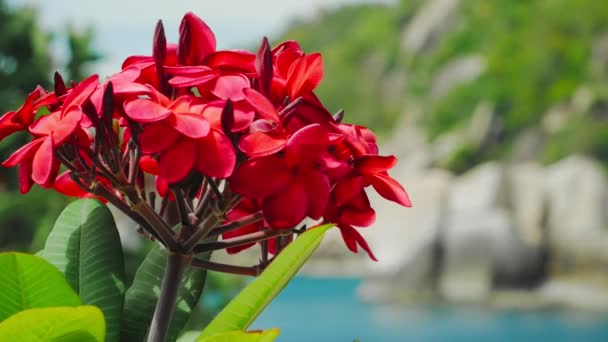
0,0,99,251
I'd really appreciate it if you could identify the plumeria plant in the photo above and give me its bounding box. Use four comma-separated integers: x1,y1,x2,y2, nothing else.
0,12,410,342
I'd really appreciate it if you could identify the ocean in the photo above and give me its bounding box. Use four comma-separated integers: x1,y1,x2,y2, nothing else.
251,277,608,342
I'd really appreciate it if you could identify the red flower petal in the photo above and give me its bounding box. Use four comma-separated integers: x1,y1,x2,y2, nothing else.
164,65,213,75
63,74,99,108
53,171,87,197
0,112,22,141
285,123,328,164
206,50,256,71
232,101,256,132
159,137,196,183
339,225,377,261
179,12,216,65
155,176,172,199
168,113,210,139
285,97,334,130
194,129,236,178
2,138,43,167
18,159,34,194
263,181,308,229
286,53,323,99
238,131,286,157
29,112,59,136
122,55,152,69
52,105,83,145
242,88,280,123
303,170,330,220
139,155,160,175
12,87,42,127
168,73,217,88
32,137,54,185
356,155,397,173
139,122,180,154
273,41,303,77
230,155,290,198
369,173,412,207
123,99,172,122
342,207,376,228
341,192,376,227
211,74,250,101
332,176,365,206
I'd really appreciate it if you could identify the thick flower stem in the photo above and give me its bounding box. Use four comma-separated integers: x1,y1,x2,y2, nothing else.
147,252,192,342
192,258,269,277
192,229,292,253
207,211,264,237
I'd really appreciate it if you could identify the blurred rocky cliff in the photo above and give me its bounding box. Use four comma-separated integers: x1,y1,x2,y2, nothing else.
287,0,608,310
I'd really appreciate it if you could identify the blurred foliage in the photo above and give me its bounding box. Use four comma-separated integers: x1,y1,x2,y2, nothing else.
0,0,99,252
67,24,102,82
280,0,608,170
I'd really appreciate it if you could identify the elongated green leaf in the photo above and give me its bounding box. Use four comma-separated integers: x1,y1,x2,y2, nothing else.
41,199,125,342
201,224,334,337
120,245,209,342
0,305,105,341
177,331,201,342
198,329,279,342
0,252,81,321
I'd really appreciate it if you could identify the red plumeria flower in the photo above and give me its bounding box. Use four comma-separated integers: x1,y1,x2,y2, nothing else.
124,93,210,182
2,75,99,192
0,10,412,263
354,155,411,207
324,179,378,260
338,224,378,261
230,123,331,228
0,87,49,141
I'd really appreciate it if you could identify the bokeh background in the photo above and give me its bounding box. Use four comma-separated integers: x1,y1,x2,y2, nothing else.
2,0,608,341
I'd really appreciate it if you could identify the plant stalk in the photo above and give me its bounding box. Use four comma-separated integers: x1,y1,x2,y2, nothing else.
146,252,191,342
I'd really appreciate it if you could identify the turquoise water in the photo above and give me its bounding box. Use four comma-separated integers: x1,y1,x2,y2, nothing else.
251,277,608,342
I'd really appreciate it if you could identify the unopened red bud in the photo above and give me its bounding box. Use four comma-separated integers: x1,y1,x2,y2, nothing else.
256,37,273,96
178,12,216,65
153,20,169,94
221,99,235,135
54,72,67,96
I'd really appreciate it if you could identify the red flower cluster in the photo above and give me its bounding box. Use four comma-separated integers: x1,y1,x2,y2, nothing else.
0,12,410,260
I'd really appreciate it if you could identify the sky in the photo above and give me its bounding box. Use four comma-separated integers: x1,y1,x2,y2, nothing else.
9,0,393,76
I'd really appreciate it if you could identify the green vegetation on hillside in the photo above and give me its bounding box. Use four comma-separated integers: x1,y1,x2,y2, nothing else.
280,0,608,170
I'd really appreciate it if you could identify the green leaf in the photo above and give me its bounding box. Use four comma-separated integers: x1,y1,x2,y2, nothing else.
120,245,209,342
176,331,201,342
200,224,334,337
41,199,125,342
197,329,279,342
0,305,105,341
0,252,81,321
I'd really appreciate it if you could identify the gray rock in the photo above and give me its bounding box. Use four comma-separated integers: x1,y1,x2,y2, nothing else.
400,0,461,54
466,101,494,148
509,129,544,162
440,163,533,300
432,130,468,167
364,168,453,275
447,162,507,211
431,55,486,99
543,156,608,263
507,163,545,247
542,104,571,134
440,210,513,302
